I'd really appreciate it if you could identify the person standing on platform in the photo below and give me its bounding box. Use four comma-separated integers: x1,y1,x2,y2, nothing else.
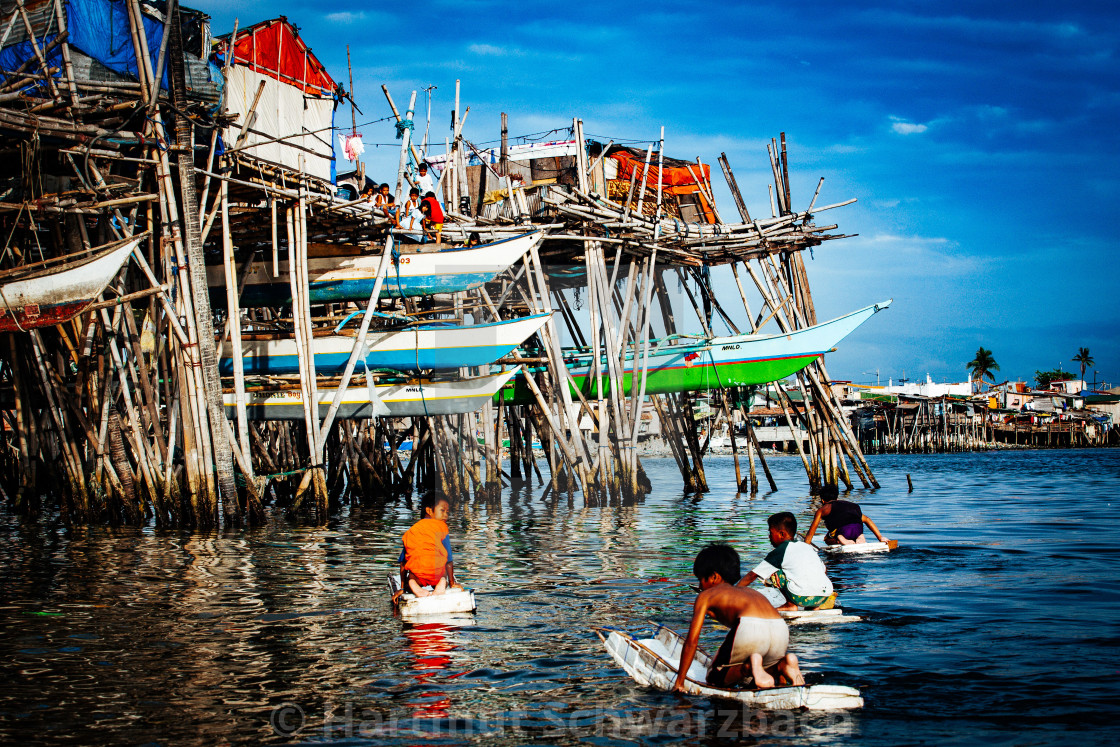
416,162,436,201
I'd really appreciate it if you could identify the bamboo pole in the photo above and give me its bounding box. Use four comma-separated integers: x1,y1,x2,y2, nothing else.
222,180,251,466
626,127,664,482
316,238,393,444
50,0,78,105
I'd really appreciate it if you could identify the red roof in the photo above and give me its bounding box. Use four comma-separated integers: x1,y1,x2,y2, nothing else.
218,17,336,96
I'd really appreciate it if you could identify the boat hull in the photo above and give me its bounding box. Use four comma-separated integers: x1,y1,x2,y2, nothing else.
225,368,520,420
599,625,863,710
208,232,541,307
498,300,891,404
388,574,476,618
819,540,897,554
0,239,137,332
220,314,549,376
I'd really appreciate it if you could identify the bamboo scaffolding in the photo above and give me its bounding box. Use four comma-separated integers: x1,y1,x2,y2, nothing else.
0,0,891,526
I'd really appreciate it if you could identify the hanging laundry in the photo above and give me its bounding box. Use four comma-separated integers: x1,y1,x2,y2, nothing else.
338,133,365,162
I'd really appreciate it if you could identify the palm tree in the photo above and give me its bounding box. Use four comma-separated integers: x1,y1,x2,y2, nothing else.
1072,347,1093,384
967,347,999,384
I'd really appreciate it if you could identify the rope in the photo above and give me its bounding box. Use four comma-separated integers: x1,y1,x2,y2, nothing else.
391,242,403,297
235,466,310,486
394,118,414,140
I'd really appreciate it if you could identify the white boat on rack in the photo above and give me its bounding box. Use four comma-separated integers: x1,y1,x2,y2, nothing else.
0,237,138,332
388,573,476,618
224,367,519,420
208,231,542,306
221,313,549,376
596,625,863,710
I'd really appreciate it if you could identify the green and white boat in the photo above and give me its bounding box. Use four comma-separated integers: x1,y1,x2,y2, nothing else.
497,300,890,404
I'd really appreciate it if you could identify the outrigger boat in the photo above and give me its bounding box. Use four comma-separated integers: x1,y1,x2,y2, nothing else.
208,231,541,307
224,367,520,420
0,236,138,332
597,625,863,710
220,313,550,376
498,300,891,404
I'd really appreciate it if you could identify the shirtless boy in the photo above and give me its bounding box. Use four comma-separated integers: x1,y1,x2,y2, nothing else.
673,544,804,692
803,494,890,546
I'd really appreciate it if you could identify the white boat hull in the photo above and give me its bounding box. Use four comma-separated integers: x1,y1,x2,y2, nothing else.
388,574,476,618
222,313,549,375
0,238,137,331
209,231,542,305
819,540,898,555
598,625,863,710
224,368,519,420
780,608,862,624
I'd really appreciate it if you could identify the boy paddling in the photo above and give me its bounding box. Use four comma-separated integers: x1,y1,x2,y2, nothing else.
673,544,804,692
738,512,834,611
804,494,890,547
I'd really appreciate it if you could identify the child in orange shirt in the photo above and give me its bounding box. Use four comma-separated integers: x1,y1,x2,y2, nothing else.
395,495,459,599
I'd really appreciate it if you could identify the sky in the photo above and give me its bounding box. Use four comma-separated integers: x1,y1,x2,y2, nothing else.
189,1,1120,388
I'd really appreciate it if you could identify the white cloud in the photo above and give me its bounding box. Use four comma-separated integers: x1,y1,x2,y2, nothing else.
469,43,515,56
324,11,364,24
890,117,928,135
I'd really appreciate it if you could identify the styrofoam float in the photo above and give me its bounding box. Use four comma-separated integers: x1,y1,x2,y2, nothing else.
756,589,861,624
596,625,863,710
387,573,476,618
779,608,862,624
818,539,898,555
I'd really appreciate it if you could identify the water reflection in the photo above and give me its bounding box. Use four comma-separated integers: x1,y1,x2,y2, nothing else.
401,619,470,721
0,451,1118,745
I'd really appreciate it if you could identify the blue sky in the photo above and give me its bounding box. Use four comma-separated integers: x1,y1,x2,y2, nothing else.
191,1,1119,388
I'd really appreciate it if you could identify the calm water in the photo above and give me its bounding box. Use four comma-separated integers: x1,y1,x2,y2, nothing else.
1,449,1118,745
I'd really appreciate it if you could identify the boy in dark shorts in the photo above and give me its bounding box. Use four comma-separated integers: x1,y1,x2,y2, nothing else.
803,494,890,546
738,512,834,610
673,544,804,692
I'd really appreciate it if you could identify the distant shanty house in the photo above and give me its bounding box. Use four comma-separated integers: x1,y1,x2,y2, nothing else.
1084,393,1120,427
1045,378,1086,395
0,0,221,103
214,17,339,183
432,140,718,224
987,382,1037,412
877,374,971,399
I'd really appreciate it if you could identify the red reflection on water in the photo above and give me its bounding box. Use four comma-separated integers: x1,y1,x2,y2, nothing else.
403,622,459,719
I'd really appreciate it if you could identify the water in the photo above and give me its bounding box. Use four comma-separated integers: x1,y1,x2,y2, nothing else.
1,449,1118,745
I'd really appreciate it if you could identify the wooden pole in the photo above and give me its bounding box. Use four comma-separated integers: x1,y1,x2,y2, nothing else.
221,180,251,466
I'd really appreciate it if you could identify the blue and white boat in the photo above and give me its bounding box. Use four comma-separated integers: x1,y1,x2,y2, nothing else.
208,231,541,307
224,368,521,420
220,313,549,376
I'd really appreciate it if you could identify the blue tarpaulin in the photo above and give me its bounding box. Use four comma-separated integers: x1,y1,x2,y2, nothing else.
66,0,171,89
0,0,221,97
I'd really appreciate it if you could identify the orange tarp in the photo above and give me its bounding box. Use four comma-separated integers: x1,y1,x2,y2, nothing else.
609,148,712,193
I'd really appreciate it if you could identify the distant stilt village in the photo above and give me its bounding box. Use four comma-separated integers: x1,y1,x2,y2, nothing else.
698,375,1118,458
0,2,1113,528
